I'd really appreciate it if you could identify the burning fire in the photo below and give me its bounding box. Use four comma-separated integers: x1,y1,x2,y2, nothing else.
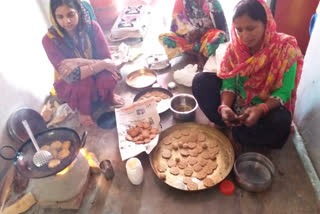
56,163,73,176
57,148,99,176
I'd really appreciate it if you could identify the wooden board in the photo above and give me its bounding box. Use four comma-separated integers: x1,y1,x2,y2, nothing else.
0,192,36,214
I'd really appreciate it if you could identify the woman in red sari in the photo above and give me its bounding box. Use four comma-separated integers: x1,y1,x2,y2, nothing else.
192,0,303,148
43,0,123,126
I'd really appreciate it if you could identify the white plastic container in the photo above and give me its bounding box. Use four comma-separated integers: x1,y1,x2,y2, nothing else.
126,157,144,185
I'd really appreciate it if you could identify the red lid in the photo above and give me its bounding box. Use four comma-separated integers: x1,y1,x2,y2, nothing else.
219,180,235,195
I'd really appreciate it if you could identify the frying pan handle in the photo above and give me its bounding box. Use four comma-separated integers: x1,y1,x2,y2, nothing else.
0,146,17,160
80,131,88,147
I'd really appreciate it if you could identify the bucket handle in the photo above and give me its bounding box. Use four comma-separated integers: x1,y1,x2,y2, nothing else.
0,146,17,160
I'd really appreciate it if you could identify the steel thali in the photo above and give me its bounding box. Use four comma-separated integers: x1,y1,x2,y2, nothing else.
149,123,234,191
125,68,157,89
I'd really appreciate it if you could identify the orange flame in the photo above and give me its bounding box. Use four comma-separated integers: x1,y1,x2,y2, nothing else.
57,148,98,176
80,148,99,168
56,165,71,175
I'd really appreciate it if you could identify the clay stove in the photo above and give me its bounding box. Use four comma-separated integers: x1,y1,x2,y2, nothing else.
26,149,92,209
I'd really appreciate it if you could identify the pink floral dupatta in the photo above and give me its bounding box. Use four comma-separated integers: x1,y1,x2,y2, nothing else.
217,0,303,114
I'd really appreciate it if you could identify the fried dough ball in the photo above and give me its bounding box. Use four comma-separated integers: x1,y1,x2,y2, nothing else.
40,145,50,151
50,141,62,150
58,149,70,159
48,159,61,168
62,141,71,150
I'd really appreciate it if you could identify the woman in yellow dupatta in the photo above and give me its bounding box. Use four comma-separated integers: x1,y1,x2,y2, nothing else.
43,0,123,126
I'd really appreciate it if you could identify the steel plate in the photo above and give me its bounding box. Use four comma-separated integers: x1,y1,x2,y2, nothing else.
126,68,157,89
133,88,173,114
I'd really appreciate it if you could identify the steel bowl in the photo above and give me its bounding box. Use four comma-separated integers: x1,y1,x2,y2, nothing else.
169,94,198,121
233,152,275,192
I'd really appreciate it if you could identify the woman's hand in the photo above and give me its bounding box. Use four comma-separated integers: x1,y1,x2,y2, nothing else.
64,58,93,66
185,29,202,44
240,106,265,127
58,63,74,78
58,58,93,78
104,61,121,80
220,106,241,127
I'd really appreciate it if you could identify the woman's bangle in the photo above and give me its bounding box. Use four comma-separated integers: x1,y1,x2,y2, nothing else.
258,103,269,115
218,104,229,114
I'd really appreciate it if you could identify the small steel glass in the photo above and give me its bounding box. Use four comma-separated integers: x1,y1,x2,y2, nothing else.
100,160,115,180
169,94,198,121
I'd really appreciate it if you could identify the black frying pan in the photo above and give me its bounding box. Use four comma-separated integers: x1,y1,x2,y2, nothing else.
0,127,87,179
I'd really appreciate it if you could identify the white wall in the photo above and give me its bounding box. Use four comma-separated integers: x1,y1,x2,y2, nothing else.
0,1,53,177
294,9,320,176
36,0,51,27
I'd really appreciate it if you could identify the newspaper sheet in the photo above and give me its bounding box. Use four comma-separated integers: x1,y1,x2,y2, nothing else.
115,98,160,160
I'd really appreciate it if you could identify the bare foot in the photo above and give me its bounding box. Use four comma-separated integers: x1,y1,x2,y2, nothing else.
110,94,124,108
79,114,95,126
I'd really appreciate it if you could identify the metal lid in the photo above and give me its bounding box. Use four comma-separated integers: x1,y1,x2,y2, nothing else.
7,108,47,143
146,54,171,71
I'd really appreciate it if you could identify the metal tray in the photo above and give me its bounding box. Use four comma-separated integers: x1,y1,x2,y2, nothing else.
133,88,173,114
149,123,234,191
125,68,157,89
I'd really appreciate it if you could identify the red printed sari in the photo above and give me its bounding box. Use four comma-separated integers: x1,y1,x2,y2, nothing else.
218,0,303,114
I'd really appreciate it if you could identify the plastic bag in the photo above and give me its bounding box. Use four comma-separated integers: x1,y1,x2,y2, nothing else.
203,42,230,73
173,64,198,87
47,103,75,127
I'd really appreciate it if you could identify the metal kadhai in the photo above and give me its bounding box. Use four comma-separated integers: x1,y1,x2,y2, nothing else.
149,123,234,191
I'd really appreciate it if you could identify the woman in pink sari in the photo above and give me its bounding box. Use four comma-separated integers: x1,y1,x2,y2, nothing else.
192,0,303,149
43,0,123,126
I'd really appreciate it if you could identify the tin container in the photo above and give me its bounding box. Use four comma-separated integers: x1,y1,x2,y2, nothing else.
100,160,115,180
233,152,275,192
126,157,144,185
